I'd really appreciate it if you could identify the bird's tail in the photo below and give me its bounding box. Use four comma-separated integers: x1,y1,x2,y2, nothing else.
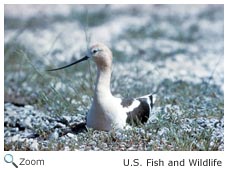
137,93,157,109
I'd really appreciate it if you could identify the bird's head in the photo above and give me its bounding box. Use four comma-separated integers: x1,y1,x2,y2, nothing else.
47,43,113,71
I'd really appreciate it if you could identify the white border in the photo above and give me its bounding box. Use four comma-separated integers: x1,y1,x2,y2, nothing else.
1,1,226,170
2,0,226,5
1,0,4,156
223,0,226,153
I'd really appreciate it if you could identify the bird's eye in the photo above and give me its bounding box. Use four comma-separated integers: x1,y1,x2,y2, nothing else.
92,49,98,54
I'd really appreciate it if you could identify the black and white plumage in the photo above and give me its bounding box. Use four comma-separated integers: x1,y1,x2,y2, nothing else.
48,43,156,131
122,94,156,126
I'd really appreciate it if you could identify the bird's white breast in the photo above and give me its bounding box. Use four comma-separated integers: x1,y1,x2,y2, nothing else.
86,96,127,131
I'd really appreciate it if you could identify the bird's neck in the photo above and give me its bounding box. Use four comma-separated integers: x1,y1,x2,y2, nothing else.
94,66,112,99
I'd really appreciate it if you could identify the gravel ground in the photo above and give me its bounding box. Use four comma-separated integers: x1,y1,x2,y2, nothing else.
4,4,224,151
4,103,224,151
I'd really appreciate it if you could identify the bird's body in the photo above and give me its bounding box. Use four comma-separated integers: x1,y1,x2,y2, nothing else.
48,43,156,131
87,96,127,131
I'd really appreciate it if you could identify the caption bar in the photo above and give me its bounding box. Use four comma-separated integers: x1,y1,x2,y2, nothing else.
123,158,222,167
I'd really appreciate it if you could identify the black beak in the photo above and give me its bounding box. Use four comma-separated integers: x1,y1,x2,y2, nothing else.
47,56,89,71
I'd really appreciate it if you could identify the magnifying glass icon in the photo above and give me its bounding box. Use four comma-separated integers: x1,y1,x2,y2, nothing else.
4,154,18,168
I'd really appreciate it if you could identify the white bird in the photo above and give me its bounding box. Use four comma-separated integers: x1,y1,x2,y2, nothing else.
48,43,156,131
